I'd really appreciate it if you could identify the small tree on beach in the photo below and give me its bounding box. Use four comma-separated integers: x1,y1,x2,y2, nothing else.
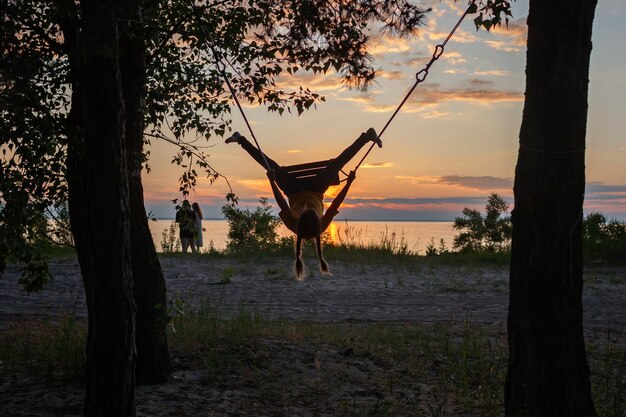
453,193,512,253
222,194,281,252
160,222,182,254
583,212,626,264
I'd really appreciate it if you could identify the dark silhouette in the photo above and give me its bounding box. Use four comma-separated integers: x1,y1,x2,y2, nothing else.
226,128,381,278
78,0,136,415
175,200,198,253
506,1,598,416
192,202,204,249
119,2,171,383
59,0,171,401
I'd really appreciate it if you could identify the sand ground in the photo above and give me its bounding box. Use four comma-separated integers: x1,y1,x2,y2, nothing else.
1,256,624,416
2,256,624,329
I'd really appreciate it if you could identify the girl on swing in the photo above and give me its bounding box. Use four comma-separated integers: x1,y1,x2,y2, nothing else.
226,128,381,278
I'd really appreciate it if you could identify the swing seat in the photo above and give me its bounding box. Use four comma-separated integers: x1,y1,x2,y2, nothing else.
283,159,341,185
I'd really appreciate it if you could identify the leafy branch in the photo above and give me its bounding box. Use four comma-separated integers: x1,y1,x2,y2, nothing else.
144,132,233,196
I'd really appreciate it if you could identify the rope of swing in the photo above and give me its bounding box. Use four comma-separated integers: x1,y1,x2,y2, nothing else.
353,1,476,172
187,0,272,171
213,47,272,171
188,0,475,174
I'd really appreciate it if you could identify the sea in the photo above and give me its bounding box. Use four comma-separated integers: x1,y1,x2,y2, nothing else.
149,219,457,254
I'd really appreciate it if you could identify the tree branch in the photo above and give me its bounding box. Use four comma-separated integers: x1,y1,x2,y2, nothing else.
144,132,233,193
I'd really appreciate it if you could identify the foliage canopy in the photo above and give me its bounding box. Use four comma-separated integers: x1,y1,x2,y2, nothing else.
1,0,515,287
1,0,433,287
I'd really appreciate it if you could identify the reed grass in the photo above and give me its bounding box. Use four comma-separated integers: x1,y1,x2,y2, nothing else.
1,300,623,416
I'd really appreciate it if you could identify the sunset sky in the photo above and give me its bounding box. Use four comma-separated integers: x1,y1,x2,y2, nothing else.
144,0,626,221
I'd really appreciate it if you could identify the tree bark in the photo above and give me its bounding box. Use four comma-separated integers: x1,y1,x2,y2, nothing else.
80,1,136,415
118,2,171,384
58,0,92,301
59,0,170,389
506,1,598,416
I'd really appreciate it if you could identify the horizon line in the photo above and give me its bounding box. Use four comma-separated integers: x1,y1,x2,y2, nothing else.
153,217,457,222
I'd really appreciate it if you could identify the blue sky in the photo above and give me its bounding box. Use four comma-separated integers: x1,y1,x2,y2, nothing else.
144,0,626,221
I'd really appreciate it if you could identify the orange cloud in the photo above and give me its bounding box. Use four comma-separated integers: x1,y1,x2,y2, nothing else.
349,79,522,114
444,69,466,74
275,72,343,92
368,35,414,56
362,162,394,169
430,29,477,44
484,40,522,53
403,52,432,67
363,103,402,113
485,18,527,52
378,70,406,81
238,179,270,193
348,201,468,212
441,50,466,65
420,110,452,119
336,94,375,105
474,70,510,76
407,81,523,107
395,175,513,191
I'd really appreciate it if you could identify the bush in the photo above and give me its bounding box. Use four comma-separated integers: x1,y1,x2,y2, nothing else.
453,193,512,253
221,193,282,253
160,221,181,253
583,212,626,264
425,238,449,257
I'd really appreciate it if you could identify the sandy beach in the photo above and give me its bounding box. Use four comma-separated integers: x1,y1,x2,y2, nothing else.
1,256,624,416
1,255,624,330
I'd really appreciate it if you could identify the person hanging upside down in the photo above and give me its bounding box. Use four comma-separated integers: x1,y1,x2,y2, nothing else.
225,128,381,279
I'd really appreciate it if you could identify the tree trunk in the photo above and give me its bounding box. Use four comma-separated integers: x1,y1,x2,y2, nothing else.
118,3,171,384
80,1,136,415
58,0,92,304
506,1,598,417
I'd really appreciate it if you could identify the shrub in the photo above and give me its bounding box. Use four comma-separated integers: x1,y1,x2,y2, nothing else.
583,212,626,264
425,238,449,257
221,193,282,252
453,193,511,253
160,221,181,253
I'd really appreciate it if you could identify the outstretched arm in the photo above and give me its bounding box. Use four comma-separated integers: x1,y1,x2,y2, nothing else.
267,170,290,212
325,170,356,218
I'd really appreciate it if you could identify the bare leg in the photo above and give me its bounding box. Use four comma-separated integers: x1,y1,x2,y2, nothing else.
314,128,380,192
181,237,190,253
227,133,282,172
227,133,299,194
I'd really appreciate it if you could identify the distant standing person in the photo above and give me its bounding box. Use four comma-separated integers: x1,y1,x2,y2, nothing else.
192,202,203,250
175,200,197,253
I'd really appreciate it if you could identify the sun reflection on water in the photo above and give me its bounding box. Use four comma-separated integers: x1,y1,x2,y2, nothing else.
325,222,341,245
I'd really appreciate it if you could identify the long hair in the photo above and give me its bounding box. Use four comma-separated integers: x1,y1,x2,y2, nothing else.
191,202,203,218
295,209,330,279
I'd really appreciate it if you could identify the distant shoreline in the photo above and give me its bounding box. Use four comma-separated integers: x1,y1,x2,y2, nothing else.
154,218,455,222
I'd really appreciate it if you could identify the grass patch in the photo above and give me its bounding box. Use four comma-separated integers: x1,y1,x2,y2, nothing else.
166,303,509,416
1,301,624,416
588,326,626,417
39,243,78,259
219,266,234,283
0,314,85,380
